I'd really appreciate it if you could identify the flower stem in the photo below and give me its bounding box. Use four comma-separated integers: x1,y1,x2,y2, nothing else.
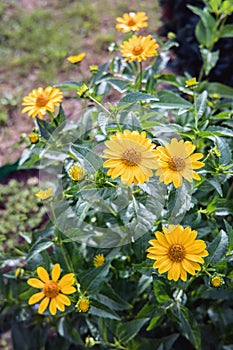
139,61,143,91
89,95,111,115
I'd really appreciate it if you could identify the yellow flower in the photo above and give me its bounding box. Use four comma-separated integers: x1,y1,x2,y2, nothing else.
89,65,99,74
67,53,86,64
22,86,63,119
147,225,208,282
28,132,39,144
154,138,205,188
68,164,85,181
77,84,89,98
103,129,158,186
93,254,105,267
211,275,224,288
212,93,219,99
76,297,90,312
116,12,148,33
120,34,159,62
185,77,198,87
35,188,53,200
27,264,76,315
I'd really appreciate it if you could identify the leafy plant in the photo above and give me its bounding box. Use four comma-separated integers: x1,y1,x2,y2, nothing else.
1,2,233,350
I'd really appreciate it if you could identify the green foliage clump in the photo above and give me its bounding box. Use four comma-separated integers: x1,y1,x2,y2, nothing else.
1,2,233,350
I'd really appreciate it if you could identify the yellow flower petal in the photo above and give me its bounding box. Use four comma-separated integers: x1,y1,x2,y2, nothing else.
49,298,57,315
28,292,45,305
27,278,45,289
57,293,71,306
51,264,61,282
60,286,76,295
38,297,50,314
37,266,50,283
58,273,75,288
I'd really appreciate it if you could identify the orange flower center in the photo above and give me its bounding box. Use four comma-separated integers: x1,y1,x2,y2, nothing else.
168,155,186,171
43,280,60,298
132,45,144,56
121,147,142,166
127,18,136,26
168,244,185,262
36,94,49,108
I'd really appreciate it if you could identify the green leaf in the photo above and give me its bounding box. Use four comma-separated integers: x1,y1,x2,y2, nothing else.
53,104,66,126
26,240,54,262
54,81,82,91
196,90,208,118
120,92,159,103
90,299,121,320
178,306,201,350
206,126,233,137
153,277,171,304
36,117,56,140
200,49,219,75
206,230,228,265
206,82,233,98
151,90,192,109
70,144,103,172
219,24,233,38
214,136,232,166
117,318,149,344
207,178,223,197
146,311,165,331
106,78,129,93
224,220,233,251
57,317,84,345
78,262,110,293
188,5,216,48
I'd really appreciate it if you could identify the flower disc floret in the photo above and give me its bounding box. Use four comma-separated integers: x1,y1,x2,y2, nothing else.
27,264,76,315
120,35,159,62
103,129,158,186
116,12,148,33
68,164,85,181
154,138,205,188
22,86,63,119
147,225,208,281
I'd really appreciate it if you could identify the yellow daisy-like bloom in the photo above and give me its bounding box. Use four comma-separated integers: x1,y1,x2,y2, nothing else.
35,187,53,200
185,77,198,87
76,298,90,313
211,275,224,288
120,35,159,62
93,254,105,267
27,264,76,315
68,164,85,181
116,12,148,33
67,53,86,64
77,84,89,98
147,225,208,282
22,86,63,119
89,65,99,74
28,133,39,144
154,138,204,188
103,129,158,186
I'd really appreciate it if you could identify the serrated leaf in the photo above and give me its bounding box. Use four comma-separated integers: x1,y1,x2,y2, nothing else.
206,126,233,137
120,92,158,103
70,144,103,172
206,230,228,265
117,318,149,344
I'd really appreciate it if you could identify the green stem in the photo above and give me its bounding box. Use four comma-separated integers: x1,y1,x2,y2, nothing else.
89,95,111,115
139,61,143,91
